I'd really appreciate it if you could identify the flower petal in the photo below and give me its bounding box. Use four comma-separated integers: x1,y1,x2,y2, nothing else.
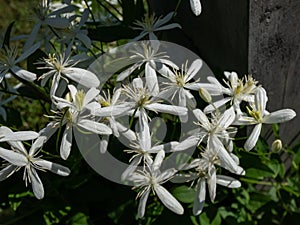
151,150,165,171
34,159,70,176
60,125,73,160
145,63,159,96
0,147,27,166
138,189,150,218
0,165,17,181
29,167,44,199
244,123,262,151
193,178,206,216
185,59,202,82
216,175,241,188
11,66,36,82
77,119,112,135
218,107,235,129
63,68,100,88
155,185,184,215
146,103,187,116
190,0,202,16
263,109,296,124
193,108,210,130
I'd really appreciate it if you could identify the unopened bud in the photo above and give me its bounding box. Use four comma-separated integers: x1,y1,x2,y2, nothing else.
272,139,282,153
199,88,212,103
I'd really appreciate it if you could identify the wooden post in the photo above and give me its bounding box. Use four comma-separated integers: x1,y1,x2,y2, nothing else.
249,0,300,146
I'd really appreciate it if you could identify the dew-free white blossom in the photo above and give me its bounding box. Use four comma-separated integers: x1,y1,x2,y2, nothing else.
0,43,40,83
204,71,258,114
117,41,178,96
234,87,296,151
39,52,100,96
159,59,203,109
46,85,112,159
131,12,181,41
126,150,183,218
0,126,70,199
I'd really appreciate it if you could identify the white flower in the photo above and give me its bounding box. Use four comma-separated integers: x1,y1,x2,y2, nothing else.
0,43,40,83
234,87,296,151
174,107,243,174
159,59,203,108
204,71,258,114
190,0,202,16
0,126,70,199
173,145,241,215
39,52,100,96
122,78,187,132
117,41,178,96
126,150,184,218
47,85,112,159
131,12,181,41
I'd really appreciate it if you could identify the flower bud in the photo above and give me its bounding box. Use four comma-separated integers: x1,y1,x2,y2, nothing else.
272,139,282,153
199,87,212,103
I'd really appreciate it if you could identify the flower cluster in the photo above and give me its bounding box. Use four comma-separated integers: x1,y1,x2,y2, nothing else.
0,0,297,220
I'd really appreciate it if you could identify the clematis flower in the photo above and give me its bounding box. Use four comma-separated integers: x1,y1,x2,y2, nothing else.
46,85,112,159
0,43,40,83
172,143,242,215
126,150,184,218
204,71,258,114
39,52,100,97
131,12,181,41
190,0,202,16
234,87,296,151
122,78,187,134
117,41,178,96
0,126,70,199
159,59,203,109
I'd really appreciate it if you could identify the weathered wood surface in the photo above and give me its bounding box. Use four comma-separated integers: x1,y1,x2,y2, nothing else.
249,0,300,146
149,0,300,146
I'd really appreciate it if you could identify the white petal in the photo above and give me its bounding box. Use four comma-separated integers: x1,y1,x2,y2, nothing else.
137,189,150,218
132,78,144,91
255,87,268,113
0,147,27,166
244,123,262,151
151,150,165,171
173,135,200,151
204,97,231,113
185,59,202,82
0,165,17,181
216,175,241,188
77,119,112,135
207,165,216,201
0,126,38,142
154,185,184,215
146,103,187,116
60,125,73,160
263,109,296,124
218,107,235,128
117,63,141,81
29,167,44,199
63,68,100,88
190,0,202,16
138,108,151,151
99,135,109,154
193,178,206,216
145,63,159,96
34,159,70,176
193,109,210,130
11,66,36,82
83,87,100,106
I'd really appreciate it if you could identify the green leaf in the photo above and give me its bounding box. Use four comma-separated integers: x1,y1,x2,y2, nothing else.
172,185,195,203
246,193,272,214
67,212,89,225
3,21,15,48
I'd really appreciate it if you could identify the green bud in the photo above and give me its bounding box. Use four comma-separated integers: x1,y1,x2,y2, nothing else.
272,139,282,153
199,88,212,103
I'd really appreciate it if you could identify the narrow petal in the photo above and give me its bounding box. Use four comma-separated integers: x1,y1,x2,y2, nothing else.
63,68,100,88
11,66,36,82
138,108,151,151
244,123,262,151
218,107,235,129
146,103,187,116
60,125,73,160
83,87,100,106
77,119,112,135
138,189,150,218
0,165,17,181
155,185,184,215
185,59,202,82
203,97,231,113
155,12,174,27
207,165,216,202
0,147,27,166
190,0,202,16
0,126,38,142
151,150,165,171
145,63,159,96
193,178,206,216
117,63,141,81
154,23,181,31
99,135,109,154
34,159,70,176
173,135,200,151
263,109,296,124
29,168,44,199
216,175,241,188
193,109,210,130
255,87,268,113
